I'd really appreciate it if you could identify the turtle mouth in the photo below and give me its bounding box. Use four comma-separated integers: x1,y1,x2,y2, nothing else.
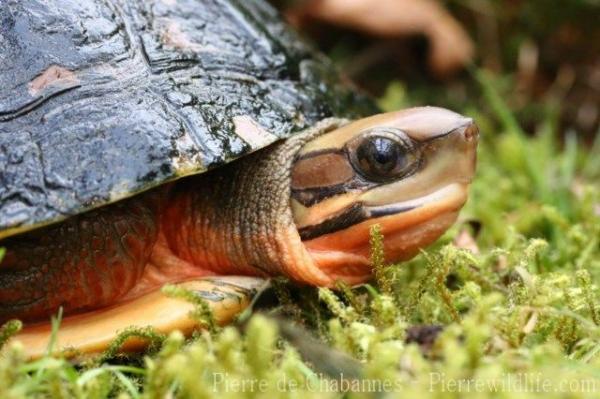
301,182,469,284
297,183,466,240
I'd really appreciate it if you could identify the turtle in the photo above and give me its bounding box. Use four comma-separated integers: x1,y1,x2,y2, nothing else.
0,0,479,358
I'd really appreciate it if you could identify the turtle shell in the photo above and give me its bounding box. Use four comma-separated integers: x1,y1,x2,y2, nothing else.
0,0,375,240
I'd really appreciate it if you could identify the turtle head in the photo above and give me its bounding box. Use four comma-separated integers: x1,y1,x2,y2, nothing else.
290,107,479,284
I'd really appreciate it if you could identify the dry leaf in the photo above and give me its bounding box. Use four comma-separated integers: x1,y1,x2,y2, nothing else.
453,228,480,254
495,254,508,273
289,0,474,77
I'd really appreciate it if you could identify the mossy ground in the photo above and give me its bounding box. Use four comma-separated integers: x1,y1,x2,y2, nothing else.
1,1,599,397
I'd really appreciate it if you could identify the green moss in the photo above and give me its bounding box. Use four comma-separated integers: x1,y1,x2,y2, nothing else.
0,320,22,352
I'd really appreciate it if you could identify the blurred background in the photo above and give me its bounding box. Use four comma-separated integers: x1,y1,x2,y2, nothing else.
272,0,599,141
268,0,600,253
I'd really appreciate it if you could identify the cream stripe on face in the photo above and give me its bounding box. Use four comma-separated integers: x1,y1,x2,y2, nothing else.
290,107,478,241
297,106,472,155
290,146,374,240
290,148,376,208
290,123,419,238
290,144,416,239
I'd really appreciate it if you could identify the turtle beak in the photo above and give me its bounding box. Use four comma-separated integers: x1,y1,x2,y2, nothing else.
409,107,479,183
371,106,480,187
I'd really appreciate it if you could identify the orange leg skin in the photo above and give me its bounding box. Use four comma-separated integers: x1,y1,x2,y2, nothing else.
0,194,161,324
0,185,260,328
158,186,265,278
118,232,217,302
10,191,276,359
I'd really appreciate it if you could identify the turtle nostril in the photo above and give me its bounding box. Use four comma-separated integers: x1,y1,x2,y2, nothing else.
462,123,479,143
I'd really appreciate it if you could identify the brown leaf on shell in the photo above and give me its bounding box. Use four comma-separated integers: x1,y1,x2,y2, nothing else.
288,0,474,77
28,65,79,96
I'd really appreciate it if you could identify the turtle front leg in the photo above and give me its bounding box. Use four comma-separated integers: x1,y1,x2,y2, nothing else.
1,183,267,358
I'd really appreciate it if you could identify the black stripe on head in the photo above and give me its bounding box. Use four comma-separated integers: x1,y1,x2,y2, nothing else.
298,203,367,240
298,202,418,240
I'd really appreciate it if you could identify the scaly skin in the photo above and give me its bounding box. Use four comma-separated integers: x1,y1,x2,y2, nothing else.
0,193,162,323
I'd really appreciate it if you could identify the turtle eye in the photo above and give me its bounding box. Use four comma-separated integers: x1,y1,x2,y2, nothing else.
349,132,420,182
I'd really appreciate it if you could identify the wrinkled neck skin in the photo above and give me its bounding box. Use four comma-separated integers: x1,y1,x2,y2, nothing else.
163,119,348,286
163,117,466,287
